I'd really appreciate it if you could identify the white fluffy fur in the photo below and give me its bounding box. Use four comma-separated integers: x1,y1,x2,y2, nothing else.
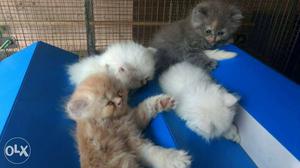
159,62,240,142
68,41,156,89
138,141,191,168
68,56,107,85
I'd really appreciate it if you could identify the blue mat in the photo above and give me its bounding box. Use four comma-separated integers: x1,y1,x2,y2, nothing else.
214,45,300,160
0,42,80,167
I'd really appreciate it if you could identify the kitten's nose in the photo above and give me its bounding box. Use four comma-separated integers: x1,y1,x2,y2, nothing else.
207,37,216,44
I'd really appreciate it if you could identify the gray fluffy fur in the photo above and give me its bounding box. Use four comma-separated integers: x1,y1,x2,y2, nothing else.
150,0,243,73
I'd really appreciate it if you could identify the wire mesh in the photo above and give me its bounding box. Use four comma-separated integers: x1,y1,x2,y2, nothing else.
93,0,133,50
0,0,299,82
0,0,86,52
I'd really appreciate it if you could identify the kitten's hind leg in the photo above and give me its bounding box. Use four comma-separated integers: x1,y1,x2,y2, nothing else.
204,49,237,60
223,124,240,143
133,94,176,128
137,140,191,168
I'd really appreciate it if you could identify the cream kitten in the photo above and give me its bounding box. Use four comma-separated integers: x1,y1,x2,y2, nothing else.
159,62,240,142
68,41,156,89
66,73,191,168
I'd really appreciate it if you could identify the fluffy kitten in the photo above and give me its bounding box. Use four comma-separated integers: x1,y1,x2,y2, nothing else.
66,73,191,168
150,0,243,72
159,62,240,142
68,41,156,89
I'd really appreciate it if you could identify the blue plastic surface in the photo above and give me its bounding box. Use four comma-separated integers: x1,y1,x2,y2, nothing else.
213,45,300,160
0,42,79,167
0,43,37,136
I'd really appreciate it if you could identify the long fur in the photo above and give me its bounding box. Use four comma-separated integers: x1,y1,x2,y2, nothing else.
150,0,242,72
159,62,240,142
68,41,156,89
66,73,191,168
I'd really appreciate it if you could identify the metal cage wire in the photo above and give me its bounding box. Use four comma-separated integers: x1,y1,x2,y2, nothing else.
0,0,299,82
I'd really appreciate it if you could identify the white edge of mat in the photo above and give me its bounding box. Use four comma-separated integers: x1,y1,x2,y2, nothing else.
236,108,300,168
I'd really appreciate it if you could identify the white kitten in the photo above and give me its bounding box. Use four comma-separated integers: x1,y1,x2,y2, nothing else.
68,41,156,89
159,62,240,142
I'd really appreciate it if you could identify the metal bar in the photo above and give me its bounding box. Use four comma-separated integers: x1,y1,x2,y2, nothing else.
84,0,96,55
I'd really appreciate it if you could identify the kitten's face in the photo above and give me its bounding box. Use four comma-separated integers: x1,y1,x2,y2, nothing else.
191,1,243,46
117,64,152,89
66,74,128,120
102,42,156,89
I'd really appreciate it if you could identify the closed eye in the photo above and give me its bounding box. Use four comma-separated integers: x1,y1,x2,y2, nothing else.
117,90,123,97
141,77,150,85
107,101,114,106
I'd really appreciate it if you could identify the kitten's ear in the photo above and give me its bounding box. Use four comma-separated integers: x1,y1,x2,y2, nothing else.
230,7,243,22
193,4,209,17
66,97,90,120
224,93,239,107
147,47,157,55
191,4,208,27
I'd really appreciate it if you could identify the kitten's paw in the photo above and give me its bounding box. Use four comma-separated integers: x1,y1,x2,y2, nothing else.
206,60,218,71
161,149,191,168
223,125,240,143
218,50,237,59
155,95,176,112
205,49,237,60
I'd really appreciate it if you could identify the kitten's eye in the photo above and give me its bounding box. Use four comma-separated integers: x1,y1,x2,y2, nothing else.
141,77,149,85
206,29,212,34
107,101,114,106
117,90,123,97
217,31,224,36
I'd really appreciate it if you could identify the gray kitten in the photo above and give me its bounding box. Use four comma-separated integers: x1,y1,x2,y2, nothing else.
150,0,243,72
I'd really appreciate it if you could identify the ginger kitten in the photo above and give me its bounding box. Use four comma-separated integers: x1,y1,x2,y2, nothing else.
66,73,191,168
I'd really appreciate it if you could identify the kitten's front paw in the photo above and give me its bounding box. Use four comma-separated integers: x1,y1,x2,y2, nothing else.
155,95,176,112
223,125,241,143
217,50,237,60
205,49,237,60
161,149,191,168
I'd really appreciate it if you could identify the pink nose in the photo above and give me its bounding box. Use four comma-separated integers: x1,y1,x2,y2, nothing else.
207,37,216,44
